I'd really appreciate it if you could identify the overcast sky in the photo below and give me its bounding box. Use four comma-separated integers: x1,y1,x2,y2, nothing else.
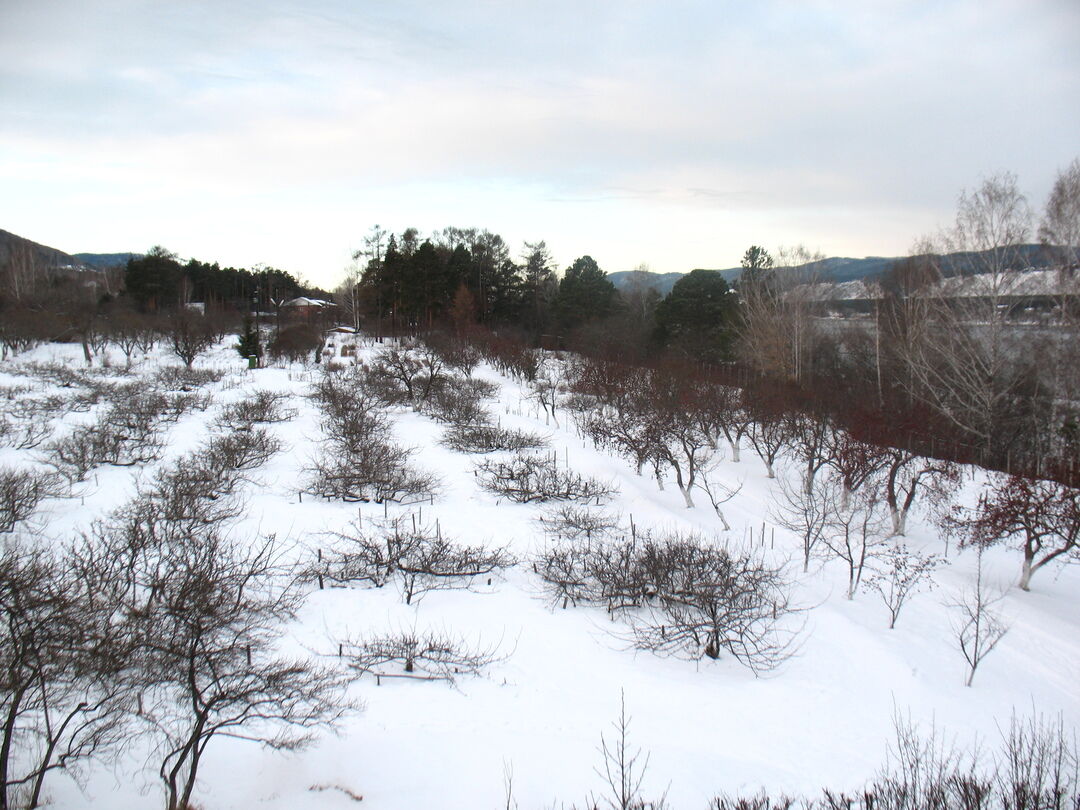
1,0,1077,288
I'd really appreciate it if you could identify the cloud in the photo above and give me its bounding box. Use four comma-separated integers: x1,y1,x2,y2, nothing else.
1,0,1077,283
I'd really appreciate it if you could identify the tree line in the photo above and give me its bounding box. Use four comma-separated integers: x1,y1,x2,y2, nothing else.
338,161,1080,484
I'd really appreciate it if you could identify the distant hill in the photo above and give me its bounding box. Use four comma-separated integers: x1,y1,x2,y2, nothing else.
0,228,84,269
604,270,686,297
607,245,1061,296
73,252,141,269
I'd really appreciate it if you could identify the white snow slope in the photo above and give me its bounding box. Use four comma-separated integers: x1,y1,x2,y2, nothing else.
1,336,1077,810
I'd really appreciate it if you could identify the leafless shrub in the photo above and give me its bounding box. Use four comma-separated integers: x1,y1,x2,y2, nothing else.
622,534,799,673
442,423,548,454
535,529,799,673
0,467,65,531
336,629,504,682
46,401,166,480
475,452,617,504
709,793,796,810
142,458,247,525
202,428,283,473
153,366,226,391
310,366,382,421
159,391,212,421
996,711,1079,810
307,371,439,503
216,390,296,431
268,323,322,363
532,505,620,609
422,379,491,426
706,709,1078,810
316,514,515,604
423,332,485,377
539,504,620,543
309,439,440,504
0,414,53,449
534,536,603,609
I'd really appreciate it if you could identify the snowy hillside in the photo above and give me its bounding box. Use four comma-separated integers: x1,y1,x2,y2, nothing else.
1,335,1077,810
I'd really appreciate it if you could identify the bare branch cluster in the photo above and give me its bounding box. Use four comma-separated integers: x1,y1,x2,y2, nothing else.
71,440,353,809
0,466,64,532
315,513,515,604
708,710,1078,810
442,423,548,454
307,369,440,504
46,393,170,480
949,550,1009,687
475,452,617,504
336,629,503,682
215,389,297,431
865,544,939,629
535,529,798,673
153,366,226,391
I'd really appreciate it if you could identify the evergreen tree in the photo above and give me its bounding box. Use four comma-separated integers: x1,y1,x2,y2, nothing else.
124,246,182,310
654,269,740,362
555,255,616,331
522,241,556,337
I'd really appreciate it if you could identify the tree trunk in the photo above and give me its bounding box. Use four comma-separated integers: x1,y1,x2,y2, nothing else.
1018,556,1033,592
0,683,31,810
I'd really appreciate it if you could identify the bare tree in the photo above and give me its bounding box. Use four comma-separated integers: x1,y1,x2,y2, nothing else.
168,310,218,369
953,473,1080,591
369,340,449,410
737,245,825,382
746,407,787,480
1039,157,1080,269
83,465,354,810
769,469,833,572
949,548,1008,687
527,362,564,427
0,539,130,810
822,486,889,599
898,173,1035,454
865,544,939,629
591,692,666,810
882,450,960,537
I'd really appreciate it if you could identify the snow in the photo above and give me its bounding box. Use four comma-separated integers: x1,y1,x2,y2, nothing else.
1,337,1077,809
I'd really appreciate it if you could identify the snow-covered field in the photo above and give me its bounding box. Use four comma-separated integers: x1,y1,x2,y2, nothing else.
2,336,1077,809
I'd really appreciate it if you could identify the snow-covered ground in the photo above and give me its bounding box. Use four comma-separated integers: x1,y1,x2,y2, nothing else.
2,336,1077,809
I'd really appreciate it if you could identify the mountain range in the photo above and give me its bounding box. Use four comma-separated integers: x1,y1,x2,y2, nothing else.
606,244,1061,296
